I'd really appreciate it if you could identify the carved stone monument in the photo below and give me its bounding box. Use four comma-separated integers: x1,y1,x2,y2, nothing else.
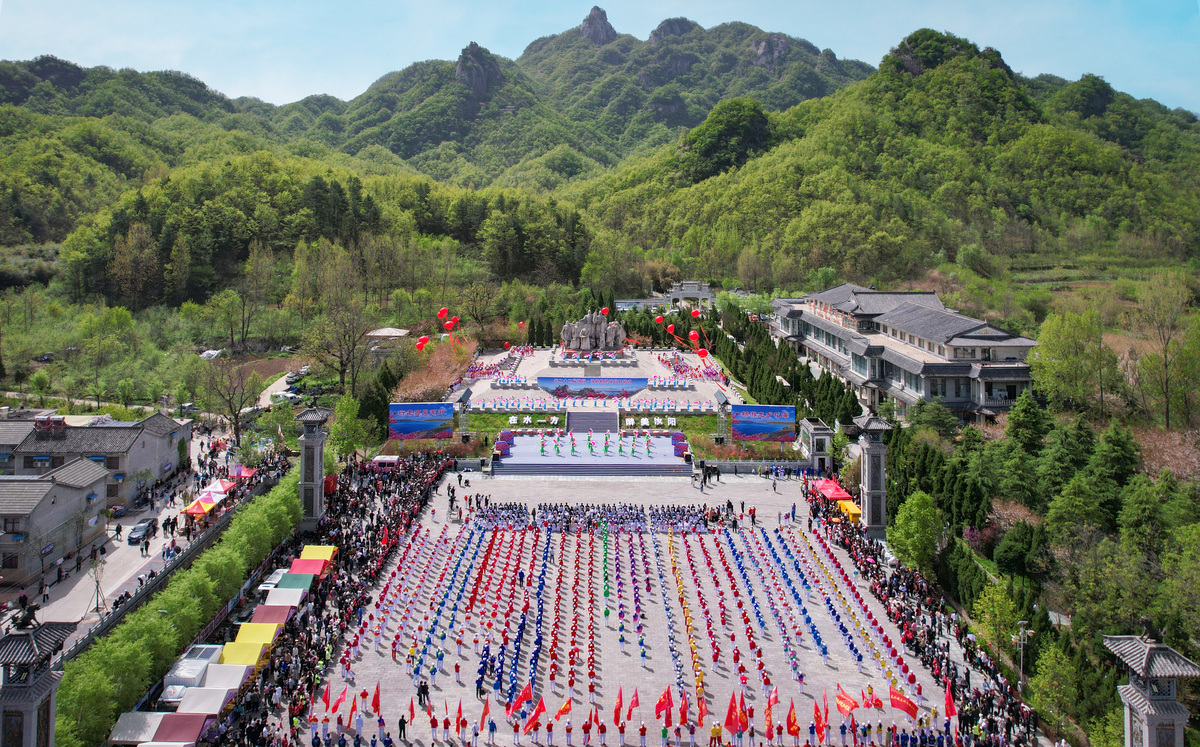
560,311,626,351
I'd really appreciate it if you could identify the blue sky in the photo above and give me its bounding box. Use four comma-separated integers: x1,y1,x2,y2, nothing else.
1,0,1197,112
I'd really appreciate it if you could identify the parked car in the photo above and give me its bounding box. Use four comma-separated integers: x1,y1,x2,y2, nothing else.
272,391,303,405
297,365,311,376
127,518,159,545
285,373,300,385
109,504,128,519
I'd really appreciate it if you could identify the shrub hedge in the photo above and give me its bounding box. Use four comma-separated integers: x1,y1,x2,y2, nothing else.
55,470,301,747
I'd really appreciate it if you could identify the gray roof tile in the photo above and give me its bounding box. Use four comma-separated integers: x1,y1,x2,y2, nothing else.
16,426,141,455
139,412,182,436
0,421,35,447
1104,636,1200,678
0,478,54,513
875,304,984,344
45,458,110,489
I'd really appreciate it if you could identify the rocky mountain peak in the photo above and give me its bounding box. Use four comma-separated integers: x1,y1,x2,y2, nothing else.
580,6,617,45
454,42,504,98
649,17,699,44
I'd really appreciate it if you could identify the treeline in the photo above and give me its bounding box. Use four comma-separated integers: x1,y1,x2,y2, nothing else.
575,30,1200,292
883,390,1200,744
55,151,595,308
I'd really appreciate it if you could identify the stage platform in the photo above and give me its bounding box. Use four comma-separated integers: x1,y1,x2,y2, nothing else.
491,434,692,477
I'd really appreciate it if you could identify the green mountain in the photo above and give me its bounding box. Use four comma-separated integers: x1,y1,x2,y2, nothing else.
2,25,1198,306
569,29,1200,293
517,7,873,155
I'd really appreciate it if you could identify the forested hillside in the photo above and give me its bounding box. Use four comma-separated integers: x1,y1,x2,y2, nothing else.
2,26,1199,305
569,30,1200,292
516,7,873,156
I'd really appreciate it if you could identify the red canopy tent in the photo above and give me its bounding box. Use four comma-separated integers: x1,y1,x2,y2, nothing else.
815,479,854,501
153,713,214,745
288,558,330,577
232,465,259,480
250,605,296,625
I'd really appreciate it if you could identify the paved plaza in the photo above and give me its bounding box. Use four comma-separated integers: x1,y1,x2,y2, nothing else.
321,475,946,745
466,348,742,412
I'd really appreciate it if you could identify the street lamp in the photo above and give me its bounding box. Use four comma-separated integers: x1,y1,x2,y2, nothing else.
1010,620,1033,694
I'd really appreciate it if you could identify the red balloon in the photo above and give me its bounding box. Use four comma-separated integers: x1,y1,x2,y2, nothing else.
667,324,675,334
601,307,609,316
689,330,699,341
504,341,511,349
444,321,454,330
698,348,708,359
416,341,426,351
452,315,459,323
418,335,429,344
655,315,663,324
437,307,448,319
691,309,701,318
519,321,525,327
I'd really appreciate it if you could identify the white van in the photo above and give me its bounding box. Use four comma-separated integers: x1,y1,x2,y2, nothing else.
272,391,303,405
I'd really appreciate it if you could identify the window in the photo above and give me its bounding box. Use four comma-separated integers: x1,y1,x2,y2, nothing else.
22,457,34,469
50,456,64,469
1,553,16,569
852,354,868,376
2,518,20,534
938,346,945,357
105,456,119,470
106,483,119,498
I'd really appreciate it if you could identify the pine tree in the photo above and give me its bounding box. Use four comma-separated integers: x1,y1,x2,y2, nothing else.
1005,390,1051,455
1085,421,1141,489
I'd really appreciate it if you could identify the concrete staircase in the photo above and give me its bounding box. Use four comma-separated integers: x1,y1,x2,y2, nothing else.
490,461,692,478
567,411,619,433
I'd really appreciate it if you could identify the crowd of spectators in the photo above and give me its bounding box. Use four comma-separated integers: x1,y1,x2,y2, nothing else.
206,452,453,747
815,504,1041,747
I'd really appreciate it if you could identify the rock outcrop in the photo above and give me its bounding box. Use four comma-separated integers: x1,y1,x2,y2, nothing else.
649,17,699,45
580,6,617,45
751,34,791,74
454,42,504,98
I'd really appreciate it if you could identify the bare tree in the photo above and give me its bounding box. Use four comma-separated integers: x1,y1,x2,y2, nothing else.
303,297,376,396
460,282,500,337
200,359,264,446
1137,271,1192,428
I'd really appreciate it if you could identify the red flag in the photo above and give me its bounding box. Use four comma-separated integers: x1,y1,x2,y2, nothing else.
679,690,689,727
823,689,829,731
861,691,867,714
835,686,859,717
697,695,708,726
850,715,858,747
737,694,748,733
787,701,800,738
614,688,624,727
555,699,572,722
373,684,381,715
426,698,433,719
458,701,463,728
382,524,389,546
655,686,674,727
723,693,739,736
813,701,825,744
349,696,357,722
524,698,547,735
509,682,533,718
765,687,778,735
322,683,332,712
331,686,348,714
479,699,491,732
627,689,640,721
944,679,957,718
888,687,918,720
410,698,416,723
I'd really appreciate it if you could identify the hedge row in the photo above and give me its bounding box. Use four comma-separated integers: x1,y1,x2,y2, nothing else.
55,471,302,747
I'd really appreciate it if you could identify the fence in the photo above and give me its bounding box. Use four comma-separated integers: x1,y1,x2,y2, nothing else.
52,475,279,670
